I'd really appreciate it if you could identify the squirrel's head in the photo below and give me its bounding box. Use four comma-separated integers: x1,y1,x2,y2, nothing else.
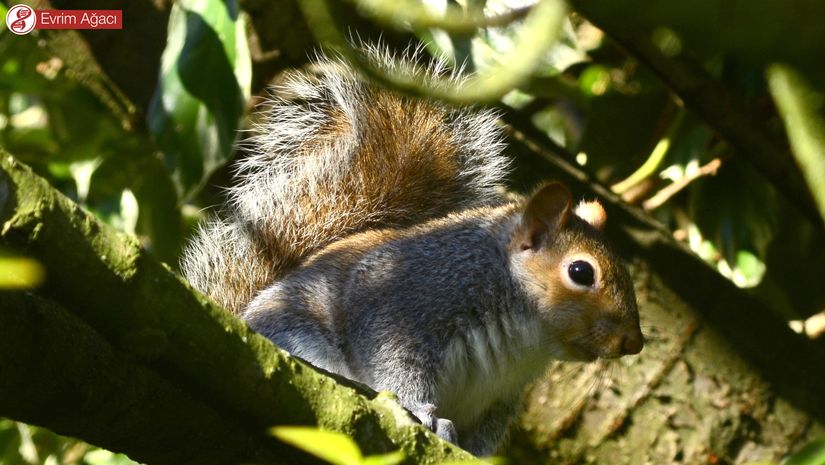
510,182,643,362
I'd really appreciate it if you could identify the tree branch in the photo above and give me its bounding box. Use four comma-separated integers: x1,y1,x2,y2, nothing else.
0,152,472,465
0,292,296,465
642,157,723,211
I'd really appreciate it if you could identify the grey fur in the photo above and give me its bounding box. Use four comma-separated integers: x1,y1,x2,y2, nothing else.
244,207,556,455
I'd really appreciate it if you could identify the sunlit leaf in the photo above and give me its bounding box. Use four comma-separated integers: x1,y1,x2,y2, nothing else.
118,189,140,236
469,9,586,77
84,449,141,465
579,64,610,96
730,250,766,288
68,158,102,204
16,423,38,465
0,256,45,289
768,64,825,224
783,437,825,465
270,426,363,465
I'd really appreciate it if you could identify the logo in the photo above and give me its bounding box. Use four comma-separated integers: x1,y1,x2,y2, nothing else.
5,7,123,33
6,4,37,35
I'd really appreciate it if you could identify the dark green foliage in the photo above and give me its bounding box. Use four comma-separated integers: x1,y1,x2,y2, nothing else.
0,419,138,465
147,0,250,201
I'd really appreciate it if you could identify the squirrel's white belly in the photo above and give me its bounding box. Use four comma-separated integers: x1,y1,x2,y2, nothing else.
438,313,546,430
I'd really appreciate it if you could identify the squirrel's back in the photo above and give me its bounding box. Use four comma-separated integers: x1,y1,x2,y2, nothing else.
181,53,510,314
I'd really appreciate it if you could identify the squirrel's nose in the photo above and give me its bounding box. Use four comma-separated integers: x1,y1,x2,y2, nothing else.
619,330,644,355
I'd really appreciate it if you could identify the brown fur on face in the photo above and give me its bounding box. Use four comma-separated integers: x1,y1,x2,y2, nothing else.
511,184,642,360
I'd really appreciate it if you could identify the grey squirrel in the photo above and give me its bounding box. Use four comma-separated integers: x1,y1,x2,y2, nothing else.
181,51,643,456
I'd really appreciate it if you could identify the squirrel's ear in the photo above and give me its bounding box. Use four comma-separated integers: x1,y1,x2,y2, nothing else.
575,200,607,230
517,183,572,250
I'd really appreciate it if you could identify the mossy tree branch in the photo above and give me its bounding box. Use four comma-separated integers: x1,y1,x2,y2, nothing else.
0,152,472,465
0,292,294,465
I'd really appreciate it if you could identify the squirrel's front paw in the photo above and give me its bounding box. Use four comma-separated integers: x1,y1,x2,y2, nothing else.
411,403,458,445
434,418,458,444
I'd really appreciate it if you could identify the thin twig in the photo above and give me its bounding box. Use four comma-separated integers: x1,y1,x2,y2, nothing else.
642,158,722,211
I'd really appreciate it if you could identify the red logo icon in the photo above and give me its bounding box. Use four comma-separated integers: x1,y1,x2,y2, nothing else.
6,4,37,35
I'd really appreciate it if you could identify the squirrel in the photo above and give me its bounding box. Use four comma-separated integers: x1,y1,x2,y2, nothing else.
181,49,643,456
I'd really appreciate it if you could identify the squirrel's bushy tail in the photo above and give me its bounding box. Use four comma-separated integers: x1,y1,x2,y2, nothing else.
181,51,510,314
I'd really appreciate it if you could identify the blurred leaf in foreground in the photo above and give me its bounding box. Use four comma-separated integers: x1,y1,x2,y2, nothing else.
0,256,45,290
270,426,404,465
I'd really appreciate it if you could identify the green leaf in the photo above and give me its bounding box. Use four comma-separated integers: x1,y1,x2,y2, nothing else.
148,0,251,200
579,64,611,96
270,426,363,465
783,437,825,465
0,256,45,289
15,423,37,464
768,64,825,224
730,250,766,288
0,420,21,463
84,449,141,465
68,158,102,203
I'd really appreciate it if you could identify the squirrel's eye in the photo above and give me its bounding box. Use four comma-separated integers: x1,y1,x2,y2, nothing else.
568,260,595,287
